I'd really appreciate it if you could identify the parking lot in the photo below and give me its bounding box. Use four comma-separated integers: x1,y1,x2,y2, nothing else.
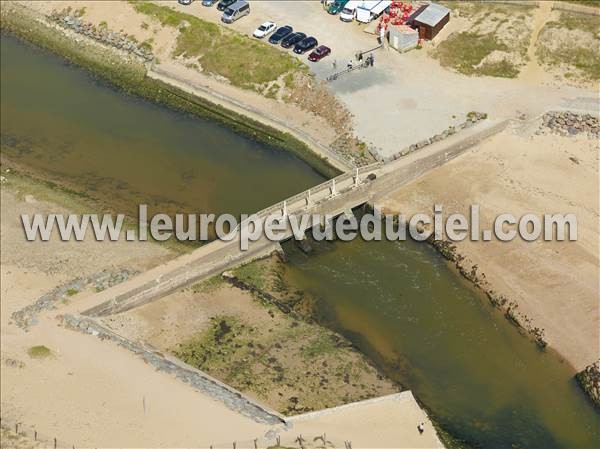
171,0,599,160
172,0,376,80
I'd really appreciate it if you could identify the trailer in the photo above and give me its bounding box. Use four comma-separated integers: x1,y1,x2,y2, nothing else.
356,0,392,23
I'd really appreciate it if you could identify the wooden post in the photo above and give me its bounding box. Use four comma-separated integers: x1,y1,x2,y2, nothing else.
254,438,258,449
34,430,37,441
233,442,236,449
15,423,18,434
54,437,57,449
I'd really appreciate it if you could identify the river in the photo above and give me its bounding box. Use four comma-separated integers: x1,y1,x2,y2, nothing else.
0,33,324,219
282,237,600,448
1,32,598,449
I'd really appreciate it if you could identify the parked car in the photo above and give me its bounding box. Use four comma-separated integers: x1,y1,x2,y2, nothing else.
268,25,293,44
202,0,217,6
221,0,250,23
178,0,194,5
293,37,318,54
308,45,331,62
328,0,349,14
281,32,306,49
217,0,236,11
253,21,277,39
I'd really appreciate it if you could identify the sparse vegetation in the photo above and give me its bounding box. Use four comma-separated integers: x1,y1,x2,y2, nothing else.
163,256,397,413
191,275,223,294
233,262,268,290
65,288,79,297
27,345,52,359
130,1,306,89
435,32,518,77
560,0,600,8
434,2,534,78
536,12,600,81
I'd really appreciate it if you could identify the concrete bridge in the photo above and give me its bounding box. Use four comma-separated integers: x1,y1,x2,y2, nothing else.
82,163,383,316
81,117,509,317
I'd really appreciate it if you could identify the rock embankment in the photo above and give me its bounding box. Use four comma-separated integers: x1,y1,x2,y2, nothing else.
11,269,137,329
538,111,599,137
47,10,154,61
60,314,285,425
576,360,600,409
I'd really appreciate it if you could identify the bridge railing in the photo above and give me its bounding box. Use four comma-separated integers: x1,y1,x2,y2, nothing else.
236,162,382,230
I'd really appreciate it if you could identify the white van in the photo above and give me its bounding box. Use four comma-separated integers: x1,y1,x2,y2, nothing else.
340,1,362,22
221,0,250,24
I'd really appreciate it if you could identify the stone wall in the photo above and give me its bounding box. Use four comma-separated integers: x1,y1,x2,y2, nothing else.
61,314,286,425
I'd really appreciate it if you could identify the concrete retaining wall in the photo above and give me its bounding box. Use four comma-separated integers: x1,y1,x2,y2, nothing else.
84,240,281,317
373,119,510,200
61,314,286,425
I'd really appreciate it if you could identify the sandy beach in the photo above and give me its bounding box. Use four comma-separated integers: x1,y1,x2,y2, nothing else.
381,122,599,371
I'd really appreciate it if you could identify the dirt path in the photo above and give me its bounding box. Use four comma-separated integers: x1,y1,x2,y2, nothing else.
519,1,555,83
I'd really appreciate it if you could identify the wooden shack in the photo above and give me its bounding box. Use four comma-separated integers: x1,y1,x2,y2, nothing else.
409,3,450,40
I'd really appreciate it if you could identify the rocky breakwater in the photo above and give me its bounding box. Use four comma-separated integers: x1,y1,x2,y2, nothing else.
538,111,600,138
47,10,154,62
576,361,600,409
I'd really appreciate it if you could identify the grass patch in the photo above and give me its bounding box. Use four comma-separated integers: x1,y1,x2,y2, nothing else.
478,59,519,78
65,288,79,297
233,261,268,290
173,316,248,370
537,12,600,81
130,1,306,89
435,32,512,77
27,345,52,359
301,333,338,359
552,10,600,33
191,275,224,295
560,0,600,8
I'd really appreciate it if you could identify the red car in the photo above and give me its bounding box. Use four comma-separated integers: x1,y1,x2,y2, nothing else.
308,45,331,62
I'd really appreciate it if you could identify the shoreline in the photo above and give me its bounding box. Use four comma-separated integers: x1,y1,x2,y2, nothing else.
0,5,342,179
0,177,445,448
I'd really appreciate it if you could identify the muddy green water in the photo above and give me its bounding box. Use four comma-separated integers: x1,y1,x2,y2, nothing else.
2,33,599,449
0,34,324,218
282,237,600,448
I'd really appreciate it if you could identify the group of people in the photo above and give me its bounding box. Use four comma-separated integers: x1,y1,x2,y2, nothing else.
333,53,376,71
